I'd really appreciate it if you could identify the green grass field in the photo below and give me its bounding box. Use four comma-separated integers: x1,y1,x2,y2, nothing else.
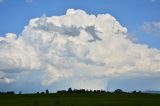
0,93,160,106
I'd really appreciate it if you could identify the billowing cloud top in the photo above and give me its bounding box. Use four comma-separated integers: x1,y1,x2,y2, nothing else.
0,9,160,91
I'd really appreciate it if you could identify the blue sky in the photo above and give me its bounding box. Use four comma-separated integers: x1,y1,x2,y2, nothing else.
0,0,160,48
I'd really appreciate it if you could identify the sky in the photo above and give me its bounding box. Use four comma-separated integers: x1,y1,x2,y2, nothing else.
0,0,160,48
0,0,160,93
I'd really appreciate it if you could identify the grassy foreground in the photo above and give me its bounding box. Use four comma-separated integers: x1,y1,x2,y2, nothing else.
0,93,160,106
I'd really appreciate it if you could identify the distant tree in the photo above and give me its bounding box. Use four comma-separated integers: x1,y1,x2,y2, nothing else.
58,88,110,93
41,92,45,94
19,91,22,94
114,89,123,93
101,90,106,93
46,89,49,94
89,90,92,93
68,88,72,93
137,91,142,94
57,90,67,93
0,91,15,95
132,90,137,94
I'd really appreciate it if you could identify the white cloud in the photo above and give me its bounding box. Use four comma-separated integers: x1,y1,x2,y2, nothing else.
0,9,160,91
150,0,156,2
142,21,160,36
0,77,14,84
25,0,32,3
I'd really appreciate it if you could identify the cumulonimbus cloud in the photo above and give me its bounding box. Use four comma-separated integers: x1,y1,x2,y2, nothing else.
0,9,160,91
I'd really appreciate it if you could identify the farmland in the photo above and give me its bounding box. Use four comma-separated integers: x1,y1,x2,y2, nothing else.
0,93,160,106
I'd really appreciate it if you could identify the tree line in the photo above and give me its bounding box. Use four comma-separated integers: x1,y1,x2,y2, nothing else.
0,91,15,95
0,88,142,95
57,88,142,94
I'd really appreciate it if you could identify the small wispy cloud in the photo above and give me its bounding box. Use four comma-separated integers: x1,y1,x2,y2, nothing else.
25,0,33,3
142,21,160,36
150,0,156,3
